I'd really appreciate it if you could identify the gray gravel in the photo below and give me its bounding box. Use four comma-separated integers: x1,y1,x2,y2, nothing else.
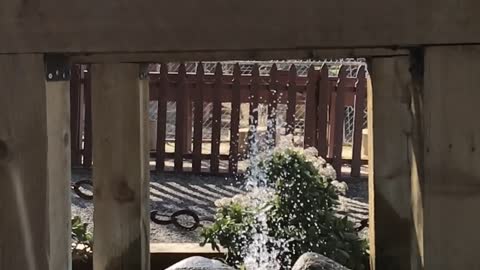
71,170,368,243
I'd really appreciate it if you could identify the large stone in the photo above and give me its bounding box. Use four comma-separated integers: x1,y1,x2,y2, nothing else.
165,256,234,270
292,253,351,270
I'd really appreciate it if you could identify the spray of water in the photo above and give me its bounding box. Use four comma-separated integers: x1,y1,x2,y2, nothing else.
240,89,292,270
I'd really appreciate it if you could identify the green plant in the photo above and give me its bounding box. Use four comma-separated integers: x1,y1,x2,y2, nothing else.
71,216,93,261
201,146,368,270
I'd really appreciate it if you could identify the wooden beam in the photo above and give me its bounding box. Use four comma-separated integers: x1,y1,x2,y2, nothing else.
423,45,480,269
368,55,423,270
70,48,409,64
91,63,150,270
0,54,71,270
1,0,480,54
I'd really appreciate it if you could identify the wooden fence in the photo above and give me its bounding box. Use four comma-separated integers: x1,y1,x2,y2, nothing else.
70,63,368,178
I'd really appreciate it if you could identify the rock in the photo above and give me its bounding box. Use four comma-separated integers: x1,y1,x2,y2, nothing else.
292,252,351,270
165,256,234,270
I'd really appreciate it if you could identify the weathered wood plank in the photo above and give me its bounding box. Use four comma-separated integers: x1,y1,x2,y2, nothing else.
229,64,241,174
286,65,297,135
267,64,279,147
46,80,72,270
155,63,168,172
368,56,422,270
0,54,71,270
210,63,222,173
317,65,330,158
304,66,317,148
332,67,347,174
2,1,480,54
174,64,187,172
351,66,367,177
70,65,82,166
423,45,480,270
192,63,204,173
71,48,410,64
83,67,93,167
91,63,150,270
248,64,260,152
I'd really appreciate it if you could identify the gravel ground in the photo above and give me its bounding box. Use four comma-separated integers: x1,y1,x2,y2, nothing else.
72,170,368,243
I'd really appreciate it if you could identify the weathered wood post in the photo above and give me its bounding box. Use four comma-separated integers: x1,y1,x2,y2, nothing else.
422,45,480,270
91,63,150,270
0,54,71,270
368,54,423,270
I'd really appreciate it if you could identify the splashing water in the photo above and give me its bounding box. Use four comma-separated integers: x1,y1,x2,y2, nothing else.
241,90,292,270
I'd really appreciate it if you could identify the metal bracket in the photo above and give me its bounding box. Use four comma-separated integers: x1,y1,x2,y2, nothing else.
45,54,71,81
139,64,149,80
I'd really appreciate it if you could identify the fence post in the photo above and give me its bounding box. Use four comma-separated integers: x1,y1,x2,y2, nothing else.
0,54,71,270
91,63,150,270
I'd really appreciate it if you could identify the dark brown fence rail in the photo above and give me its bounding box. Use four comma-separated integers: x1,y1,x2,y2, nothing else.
70,63,368,178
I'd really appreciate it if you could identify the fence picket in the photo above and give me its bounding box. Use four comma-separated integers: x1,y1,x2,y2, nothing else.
248,64,260,152
229,64,241,174
332,66,348,175
211,63,222,173
304,66,318,148
351,66,367,177
192,63,204,173
286,65,297,135
317,65,330,158
156,63,168,172
174,63,187,172
267,64,278,147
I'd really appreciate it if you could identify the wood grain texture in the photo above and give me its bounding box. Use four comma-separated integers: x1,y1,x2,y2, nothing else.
332,67,347,174
70,65,82,166
70,48,410,64
304,66,317,148
0,54,70,270
286,65,297,135
192,63,204,173
267,64,279,147
1,1,480,54
91,63,150,270
423,46,480,270
174,64,187,172
317,65,330,158
155,63,168,172
210,63,222,173
351,66,367,177
368,56,422,270
228,64,241,174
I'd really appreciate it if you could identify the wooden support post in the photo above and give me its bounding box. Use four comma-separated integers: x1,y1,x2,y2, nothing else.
91,63,150,270
423,45,480,269
0,54,71,270
368,55,423,270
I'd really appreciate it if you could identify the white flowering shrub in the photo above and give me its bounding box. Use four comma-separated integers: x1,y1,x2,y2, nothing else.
201,140,368,270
